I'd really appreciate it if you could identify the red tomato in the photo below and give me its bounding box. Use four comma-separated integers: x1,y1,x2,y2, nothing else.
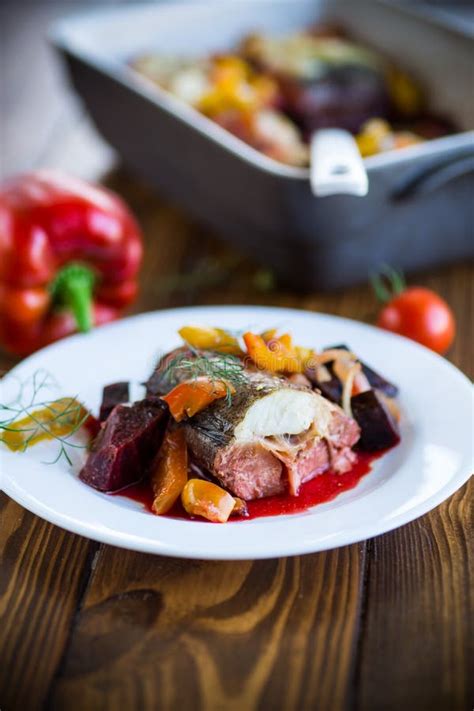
377,287,455,354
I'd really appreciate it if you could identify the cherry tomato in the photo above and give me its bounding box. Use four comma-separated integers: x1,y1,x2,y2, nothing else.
377,287,455,354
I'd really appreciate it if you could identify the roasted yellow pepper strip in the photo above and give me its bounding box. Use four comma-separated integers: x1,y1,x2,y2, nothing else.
387,67,423,117
260,328,278,342
179,325,242,355
181,478,236,523
2,397,90,451
275,332,293,350
198,56,277,116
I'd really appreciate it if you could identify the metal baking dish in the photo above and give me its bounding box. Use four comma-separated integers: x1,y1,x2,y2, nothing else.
51,0,474,290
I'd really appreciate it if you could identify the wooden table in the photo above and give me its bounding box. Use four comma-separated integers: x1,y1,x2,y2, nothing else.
0,3,472,709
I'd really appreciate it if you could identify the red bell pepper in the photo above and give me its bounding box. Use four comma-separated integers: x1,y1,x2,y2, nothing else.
0,171,143,355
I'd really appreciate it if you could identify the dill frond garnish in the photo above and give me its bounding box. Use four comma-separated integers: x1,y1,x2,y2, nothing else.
0,369,91,465
160,348,246,405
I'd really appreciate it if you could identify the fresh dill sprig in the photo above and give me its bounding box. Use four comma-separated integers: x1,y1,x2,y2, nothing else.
160,348,246,405
0,370,90,465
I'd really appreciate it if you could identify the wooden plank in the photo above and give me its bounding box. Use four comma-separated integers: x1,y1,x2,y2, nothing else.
357,479,473,711
47,544,364,711
0,494,98,711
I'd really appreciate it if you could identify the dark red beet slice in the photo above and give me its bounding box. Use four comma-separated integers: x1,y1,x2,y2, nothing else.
304,368,342,404
351,390,400,451
80,398,169,492
99,382,130,422
359,362,398,398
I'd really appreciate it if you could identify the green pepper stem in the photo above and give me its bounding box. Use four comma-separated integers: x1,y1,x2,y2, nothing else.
51,263,96,333
370,264,406,303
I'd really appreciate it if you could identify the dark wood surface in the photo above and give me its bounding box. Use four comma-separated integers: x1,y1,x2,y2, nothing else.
0,3,472,710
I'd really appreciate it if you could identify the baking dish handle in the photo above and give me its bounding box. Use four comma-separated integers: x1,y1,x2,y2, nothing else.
391,153,474,200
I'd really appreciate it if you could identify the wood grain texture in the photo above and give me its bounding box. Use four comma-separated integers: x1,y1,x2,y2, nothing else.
357,480,473,711
1,0,473,708
48,545,365,711
0,494,98,711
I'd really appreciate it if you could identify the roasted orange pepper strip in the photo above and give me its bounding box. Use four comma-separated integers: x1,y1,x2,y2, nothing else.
150,428,188,515
162,378,235,422
181,478,236,523
243,332,302,373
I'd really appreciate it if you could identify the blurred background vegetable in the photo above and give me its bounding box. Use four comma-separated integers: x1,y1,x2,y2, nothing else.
373,266,455,354
0,171,143,355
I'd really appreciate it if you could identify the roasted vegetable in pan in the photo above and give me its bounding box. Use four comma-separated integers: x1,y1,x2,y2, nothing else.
131,25,452,167
356,118,422,157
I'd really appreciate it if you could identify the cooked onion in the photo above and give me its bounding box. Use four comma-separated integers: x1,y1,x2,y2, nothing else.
314,349,357,365
379,392,401,422
332,354,370,416
337,361,362,418
315,364,332,382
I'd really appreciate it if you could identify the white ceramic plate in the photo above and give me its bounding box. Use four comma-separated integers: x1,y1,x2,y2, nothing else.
1,306,472,559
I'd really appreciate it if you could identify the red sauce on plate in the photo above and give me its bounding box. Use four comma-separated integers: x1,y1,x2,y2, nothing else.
112,448,389,521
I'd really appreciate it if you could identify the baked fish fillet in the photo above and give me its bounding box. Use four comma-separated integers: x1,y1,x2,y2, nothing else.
147,352,360,500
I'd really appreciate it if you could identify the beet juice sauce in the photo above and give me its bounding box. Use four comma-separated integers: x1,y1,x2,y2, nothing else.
112,448,388,521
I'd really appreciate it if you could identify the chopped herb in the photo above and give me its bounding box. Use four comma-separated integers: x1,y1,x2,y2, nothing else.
160,348,246,405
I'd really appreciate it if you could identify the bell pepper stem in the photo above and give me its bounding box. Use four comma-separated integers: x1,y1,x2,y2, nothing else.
51,263,95,333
